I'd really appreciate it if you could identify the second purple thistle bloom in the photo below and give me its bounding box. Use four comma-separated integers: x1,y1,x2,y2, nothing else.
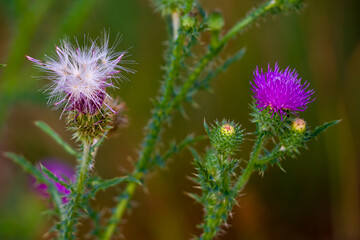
251,63,315,119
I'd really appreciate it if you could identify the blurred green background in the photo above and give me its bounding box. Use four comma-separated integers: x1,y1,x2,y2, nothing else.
0,0,359,239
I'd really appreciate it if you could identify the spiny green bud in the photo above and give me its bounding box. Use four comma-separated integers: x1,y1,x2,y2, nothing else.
292,118,306,133
207,11,224,31
205,119,243,157
182,15,196,31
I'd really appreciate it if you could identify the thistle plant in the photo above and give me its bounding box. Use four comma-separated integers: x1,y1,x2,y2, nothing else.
5,0,340,239
190,64,339,239
7,35,136,239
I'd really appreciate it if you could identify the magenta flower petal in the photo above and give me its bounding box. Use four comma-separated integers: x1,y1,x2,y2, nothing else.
251,63,315,119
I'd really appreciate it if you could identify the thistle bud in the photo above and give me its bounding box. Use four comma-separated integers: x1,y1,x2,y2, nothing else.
292,118,306,133
221,123,235,136
207,11,224,31
205,119,243,157
182,15,196,31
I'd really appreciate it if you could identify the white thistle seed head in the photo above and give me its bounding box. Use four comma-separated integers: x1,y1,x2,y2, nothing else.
26,34,132,117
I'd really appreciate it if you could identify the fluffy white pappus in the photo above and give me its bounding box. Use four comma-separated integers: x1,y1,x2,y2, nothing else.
26,35,133,117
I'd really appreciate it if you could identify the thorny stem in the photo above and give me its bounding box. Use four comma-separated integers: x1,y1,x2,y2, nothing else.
62,141,92,239
256,144,284,165
103,1,287,239
234,133,267,193
102,172,142,240
101,16,186,240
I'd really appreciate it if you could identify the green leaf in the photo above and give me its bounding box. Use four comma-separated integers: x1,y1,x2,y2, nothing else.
196,48,246,92
5,152,47,182
203,119,210,136
35,121,79,157
153,134,206,168
0,64,6,68
5,152,65,215
306,120,340,140
91,176,142,196
39,163,70,189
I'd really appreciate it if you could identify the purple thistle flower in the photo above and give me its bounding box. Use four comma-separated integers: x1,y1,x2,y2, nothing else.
250,63,315,119
32,159,75,204
26,34,132,116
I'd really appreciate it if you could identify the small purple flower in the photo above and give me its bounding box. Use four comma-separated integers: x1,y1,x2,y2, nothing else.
32,159,75,204
26,34,132,116
251,63,315,119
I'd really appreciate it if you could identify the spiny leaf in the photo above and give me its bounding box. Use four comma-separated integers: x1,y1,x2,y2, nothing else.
194,48,246,92
155,134,206,168
39,163,70,189
35,121,79,157
203,119,210,136
5,152,65,214
186,192,202,203
91,176,142,196
5,152,46,182
306,120,340,140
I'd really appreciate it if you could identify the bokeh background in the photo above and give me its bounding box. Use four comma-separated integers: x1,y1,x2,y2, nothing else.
0,0,359,239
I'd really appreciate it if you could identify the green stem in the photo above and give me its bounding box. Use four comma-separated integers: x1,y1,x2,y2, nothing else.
220,0,277,45
62,141,92,239
201,196,230,240
234,133,267,194
102,172,142,240
256,144,284,165
101,18,186,240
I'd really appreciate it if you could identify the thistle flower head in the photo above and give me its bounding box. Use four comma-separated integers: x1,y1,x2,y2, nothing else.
26,34,132,117
251,63,314,119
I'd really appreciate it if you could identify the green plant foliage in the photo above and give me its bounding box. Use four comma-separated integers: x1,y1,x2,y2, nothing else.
306,119,341,140
191,111,339,238
39,163,70,189
35,121,79,157
7,0,340,239
90,176,142,197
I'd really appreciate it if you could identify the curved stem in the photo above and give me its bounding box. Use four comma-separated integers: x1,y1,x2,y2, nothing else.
234,133,267,193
